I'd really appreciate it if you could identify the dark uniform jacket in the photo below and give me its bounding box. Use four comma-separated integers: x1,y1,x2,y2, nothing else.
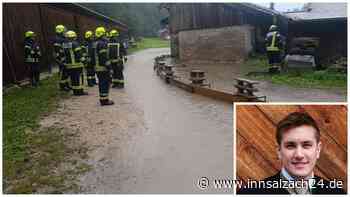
62,40,85,69
82,39,95,67
24,38,41,63
53,34,66,64
237,172,346,195
94,38,109,72
109,38,126,57
265,31,284,52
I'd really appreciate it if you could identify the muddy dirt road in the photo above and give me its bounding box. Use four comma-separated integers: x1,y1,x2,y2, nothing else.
40,47,344,194
41,48,233,194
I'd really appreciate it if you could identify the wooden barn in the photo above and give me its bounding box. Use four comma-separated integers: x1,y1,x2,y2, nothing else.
163,3,289,63
3,3,128,86
236,105,347,192
285,3,347,65
164,3,347,66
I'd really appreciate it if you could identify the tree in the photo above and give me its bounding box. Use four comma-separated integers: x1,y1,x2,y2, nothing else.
79,3,168,37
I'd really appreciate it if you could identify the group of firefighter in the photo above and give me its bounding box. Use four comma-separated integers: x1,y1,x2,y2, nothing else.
24,24,128,106
24,24,284,105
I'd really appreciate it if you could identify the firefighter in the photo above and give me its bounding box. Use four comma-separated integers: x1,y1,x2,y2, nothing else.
62,30,88,96
24,31,41,87
82,30,97,87
265,25,284,73
105,31,111,41
108,29,127,88
94,26,114,105
53,24,70,91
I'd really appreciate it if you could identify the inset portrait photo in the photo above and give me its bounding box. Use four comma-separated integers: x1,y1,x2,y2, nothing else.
234,104,347,195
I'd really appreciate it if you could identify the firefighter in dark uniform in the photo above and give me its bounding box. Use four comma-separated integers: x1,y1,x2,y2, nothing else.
94,26,114,106
108,29,127,88
62,30,88,96
53,24,70,91
82,30,97,87
265,25,284,72
24,31,42,87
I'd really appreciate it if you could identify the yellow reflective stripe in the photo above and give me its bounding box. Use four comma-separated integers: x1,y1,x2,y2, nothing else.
100,93,109,100
65,63,84,69
107,43,120,59
267,46,279,51
26,58,34,62
87,76,95,79
25,58,39,62
74,47,82,52
111,59,120,63
54,43,61,47
25,45,31,49
271,32,276,48
267,32,279,51
60,79,69,83
69,48,75,64
72,85,84,90
95,65,107,72
112,79,124,83
99,49,107,54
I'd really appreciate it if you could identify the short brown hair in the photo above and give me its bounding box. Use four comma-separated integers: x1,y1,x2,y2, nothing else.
276,112,320,145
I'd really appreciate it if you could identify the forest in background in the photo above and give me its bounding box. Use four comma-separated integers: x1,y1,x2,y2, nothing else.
80,3,168,37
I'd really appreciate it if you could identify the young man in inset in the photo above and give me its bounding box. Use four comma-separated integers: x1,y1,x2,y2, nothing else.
238,112,345,195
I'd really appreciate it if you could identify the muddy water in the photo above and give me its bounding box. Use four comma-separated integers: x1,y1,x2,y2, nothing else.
173,61,346,102
79,48,233,194
121,48,233,193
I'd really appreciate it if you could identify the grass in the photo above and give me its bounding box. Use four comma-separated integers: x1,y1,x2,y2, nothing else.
3,74,89,193
243,54,347,90
128,37,170,54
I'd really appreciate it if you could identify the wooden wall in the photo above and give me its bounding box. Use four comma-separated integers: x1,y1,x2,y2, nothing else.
236,105,347,192
3,3,128,86
168,3,288,58
168,3,287,35
287,19,347,65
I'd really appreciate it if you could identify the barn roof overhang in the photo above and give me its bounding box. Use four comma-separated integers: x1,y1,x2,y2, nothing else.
44,3,128,31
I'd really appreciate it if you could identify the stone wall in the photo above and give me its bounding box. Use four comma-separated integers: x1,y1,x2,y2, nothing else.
178,25,254,63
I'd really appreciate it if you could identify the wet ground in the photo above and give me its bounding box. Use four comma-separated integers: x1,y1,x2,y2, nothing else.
41,48,233,194
39,47,345,194
172,61,346,102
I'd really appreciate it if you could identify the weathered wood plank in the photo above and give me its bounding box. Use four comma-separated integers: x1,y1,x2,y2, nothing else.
237,132,277,181
236,105,280,170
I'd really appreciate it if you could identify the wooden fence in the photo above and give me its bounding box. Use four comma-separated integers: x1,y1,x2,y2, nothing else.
236,105,347,192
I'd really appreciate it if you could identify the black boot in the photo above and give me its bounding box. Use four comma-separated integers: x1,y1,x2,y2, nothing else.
100,99,114,106
112,82,118,88
60,85,71,92
74,89,88,96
